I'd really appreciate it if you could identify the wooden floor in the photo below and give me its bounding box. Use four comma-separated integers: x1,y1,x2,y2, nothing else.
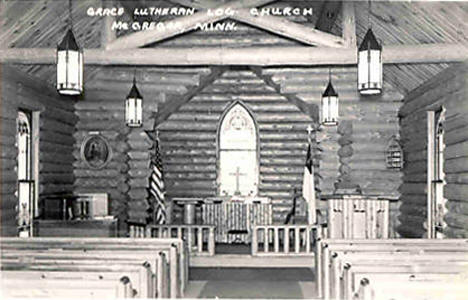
185,267,318,299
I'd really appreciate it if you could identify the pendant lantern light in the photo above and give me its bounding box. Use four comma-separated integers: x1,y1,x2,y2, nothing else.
358,0,382,95
125,70,143,127
57,0,83,96
321,68,339,126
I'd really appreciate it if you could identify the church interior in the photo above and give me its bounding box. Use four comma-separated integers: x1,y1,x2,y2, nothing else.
1,0,468,299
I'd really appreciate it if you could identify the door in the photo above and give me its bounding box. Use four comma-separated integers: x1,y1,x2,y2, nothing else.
427,108,446,239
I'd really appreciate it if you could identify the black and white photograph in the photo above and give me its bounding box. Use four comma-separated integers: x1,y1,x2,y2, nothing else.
0,0,467,299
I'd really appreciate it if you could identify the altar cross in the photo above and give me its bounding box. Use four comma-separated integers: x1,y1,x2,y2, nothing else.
230,167,247,195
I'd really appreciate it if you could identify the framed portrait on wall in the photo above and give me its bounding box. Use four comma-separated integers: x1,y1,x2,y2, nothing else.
80,134,112,169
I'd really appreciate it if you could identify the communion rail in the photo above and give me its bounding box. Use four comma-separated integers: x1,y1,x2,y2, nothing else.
251,224,324,256
129,224,216,256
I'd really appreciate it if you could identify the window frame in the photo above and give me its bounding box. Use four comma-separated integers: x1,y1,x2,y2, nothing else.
216,102,260,197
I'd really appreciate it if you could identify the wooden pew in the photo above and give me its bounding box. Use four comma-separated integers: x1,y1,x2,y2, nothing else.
343,261,468,300
317,239,468,299
1,251,168,298
1,261,153,298
355,273,468,300
1,272,135,299
0,237,187,298
332,252,468,300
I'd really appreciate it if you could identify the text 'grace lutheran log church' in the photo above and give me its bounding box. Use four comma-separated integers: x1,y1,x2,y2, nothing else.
1,0,468,299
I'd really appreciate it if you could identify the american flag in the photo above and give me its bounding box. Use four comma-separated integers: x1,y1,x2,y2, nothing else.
149,132,166,224
303,142,316,224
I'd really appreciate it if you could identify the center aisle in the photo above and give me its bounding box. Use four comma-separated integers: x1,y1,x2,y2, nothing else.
185,268,317,299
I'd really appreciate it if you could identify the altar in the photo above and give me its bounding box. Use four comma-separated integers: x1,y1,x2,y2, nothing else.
201,196,272,243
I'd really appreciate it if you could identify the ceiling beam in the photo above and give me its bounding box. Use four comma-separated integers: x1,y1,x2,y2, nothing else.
156,67,226,125
101,0,117,48
173,0,345,48
106,0,275,50
341,1,356,48
315,0,341,33
2,44,467,65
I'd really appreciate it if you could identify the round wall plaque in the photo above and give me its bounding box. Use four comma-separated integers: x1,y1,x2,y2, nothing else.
80,134,112,169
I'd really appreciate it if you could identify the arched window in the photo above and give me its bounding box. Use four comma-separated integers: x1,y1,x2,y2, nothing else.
218,103,258,197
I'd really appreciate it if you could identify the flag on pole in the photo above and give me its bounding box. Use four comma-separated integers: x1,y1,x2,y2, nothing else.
303,142,317,224
149,132,166,224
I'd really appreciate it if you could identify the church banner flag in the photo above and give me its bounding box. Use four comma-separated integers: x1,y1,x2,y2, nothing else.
303,142,316,224
149,132,166,224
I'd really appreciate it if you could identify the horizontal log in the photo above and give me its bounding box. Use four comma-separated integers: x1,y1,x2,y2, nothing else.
445,174,468,184
445,157,468,174
128,178,149,188
444,212,468,231
444,227,468,238
39,184,74,194
41,173,74,184
2,44,467,65
74,168,120,178
446,200,468,215
128,188,149,200
445,125,468,146
165,172,216,180
40,162,74,173
398,183,427,195
444,184,468,202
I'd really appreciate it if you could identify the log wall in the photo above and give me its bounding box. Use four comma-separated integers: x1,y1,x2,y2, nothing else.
158,69,316,223
398,62,468,238
73,67,211,232
1,65,76,236
263,67,403,235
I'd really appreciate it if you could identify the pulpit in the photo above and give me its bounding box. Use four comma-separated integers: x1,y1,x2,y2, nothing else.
323,194,392,239
201,196,272,243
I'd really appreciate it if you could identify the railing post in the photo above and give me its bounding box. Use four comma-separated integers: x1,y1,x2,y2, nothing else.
264,227,269,253
284,228,289,254
208,227,215,256
305,226,311,253
197,227,203,253
251,226,258,255
274,227,279,253
146,226,152,238
187,227,193,253
295,227,300,253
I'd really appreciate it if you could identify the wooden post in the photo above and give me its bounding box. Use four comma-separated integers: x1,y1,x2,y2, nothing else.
295,227,300,253
274,227,279,253
284,228,289,254
252,227,258,255
169,247,178,298
305,227,311,253
208,227,215,256
264,228,269,253
427,111,435,239
342,1,356,48
197,227,203,253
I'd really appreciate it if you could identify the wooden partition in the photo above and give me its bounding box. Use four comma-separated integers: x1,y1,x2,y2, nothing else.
129,223,215,256
317,239,468,300
251,224,323,256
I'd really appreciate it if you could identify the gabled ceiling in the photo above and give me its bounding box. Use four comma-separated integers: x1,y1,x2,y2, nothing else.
1,0,467,96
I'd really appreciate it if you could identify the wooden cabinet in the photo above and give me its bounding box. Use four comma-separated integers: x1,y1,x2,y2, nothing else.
34,219,118,237
324,195,391,239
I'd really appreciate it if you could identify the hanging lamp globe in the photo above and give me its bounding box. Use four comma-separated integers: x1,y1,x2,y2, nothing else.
125,78,143,127
57,28,83,96
321,81,339,126
358,28,382,95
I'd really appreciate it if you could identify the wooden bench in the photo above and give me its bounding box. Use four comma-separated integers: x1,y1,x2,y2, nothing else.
1,250,168,298
355,272,468,300
317,239,468,300
1,273,135,299
1,237,188,298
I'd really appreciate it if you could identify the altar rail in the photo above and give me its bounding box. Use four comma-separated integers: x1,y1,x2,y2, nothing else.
129,224,215,256
251,225,324,256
